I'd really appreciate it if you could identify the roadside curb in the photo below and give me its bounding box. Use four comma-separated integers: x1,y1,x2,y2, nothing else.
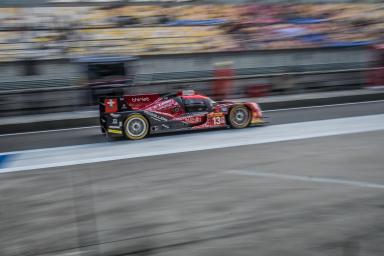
1,90,383,134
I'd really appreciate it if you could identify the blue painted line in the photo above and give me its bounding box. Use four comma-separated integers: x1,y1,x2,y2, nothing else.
0,154,12,169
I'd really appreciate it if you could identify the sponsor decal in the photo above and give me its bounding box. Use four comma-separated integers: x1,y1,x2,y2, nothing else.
112,119,118,124
182,116,202,124
131,96,150,103
107,99,114,107
209,113,225,118
148,99,179,111
108,125,121,129
125,94,160,106
105,98,118,113
145,111,168,122
110,113,121,118
108,129,123,135
213,116,225,125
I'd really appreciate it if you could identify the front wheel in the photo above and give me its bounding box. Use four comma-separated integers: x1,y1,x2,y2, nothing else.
228,105,251,129
123,114,149,140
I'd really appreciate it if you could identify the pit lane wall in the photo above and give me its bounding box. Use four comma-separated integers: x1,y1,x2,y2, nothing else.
136,47,370,74
0,47,370,81
0,47,373,116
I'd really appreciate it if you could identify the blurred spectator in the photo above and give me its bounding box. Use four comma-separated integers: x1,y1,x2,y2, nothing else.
0,3,383,61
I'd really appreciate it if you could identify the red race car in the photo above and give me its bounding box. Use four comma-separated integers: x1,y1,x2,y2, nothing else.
99,90,264,140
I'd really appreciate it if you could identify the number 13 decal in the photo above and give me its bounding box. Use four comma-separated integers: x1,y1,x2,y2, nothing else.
213,116,224,125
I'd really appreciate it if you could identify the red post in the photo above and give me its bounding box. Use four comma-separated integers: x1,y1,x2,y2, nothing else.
213,62,234,100
367,45,384,89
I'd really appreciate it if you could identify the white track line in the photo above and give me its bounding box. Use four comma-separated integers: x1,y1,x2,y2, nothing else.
0,126,99,137
0,100,383,137
263,99,384,112
1,114,384,173
228,170,384,189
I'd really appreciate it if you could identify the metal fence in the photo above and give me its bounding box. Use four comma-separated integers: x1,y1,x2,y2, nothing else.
0,62,373,116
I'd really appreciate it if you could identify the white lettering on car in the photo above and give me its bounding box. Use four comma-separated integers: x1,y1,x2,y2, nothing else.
183,116,202,123
144,111,168,122
131,97,150,103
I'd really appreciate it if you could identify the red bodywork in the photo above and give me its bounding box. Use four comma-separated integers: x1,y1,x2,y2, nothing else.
100,91,264,136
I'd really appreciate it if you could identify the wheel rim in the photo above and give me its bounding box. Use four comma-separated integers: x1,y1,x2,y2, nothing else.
126,118,147,137
232,108,249,126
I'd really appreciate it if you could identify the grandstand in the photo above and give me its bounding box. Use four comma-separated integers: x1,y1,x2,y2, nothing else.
0,0,381,114
0,3,383,61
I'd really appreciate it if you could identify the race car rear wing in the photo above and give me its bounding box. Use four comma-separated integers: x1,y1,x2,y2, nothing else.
99,93,161,113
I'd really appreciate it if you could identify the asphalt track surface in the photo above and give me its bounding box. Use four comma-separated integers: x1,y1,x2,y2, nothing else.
0,101,384,256
0,100,383,153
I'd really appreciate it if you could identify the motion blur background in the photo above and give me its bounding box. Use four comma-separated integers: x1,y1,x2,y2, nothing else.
1,1,384,256
0,0,384,114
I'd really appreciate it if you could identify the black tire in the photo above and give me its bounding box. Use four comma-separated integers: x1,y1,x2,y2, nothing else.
123,114,149,140
228,105,251,129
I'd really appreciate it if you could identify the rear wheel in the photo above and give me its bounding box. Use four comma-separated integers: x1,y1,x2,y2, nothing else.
123,114,149,140
228,105,251,129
